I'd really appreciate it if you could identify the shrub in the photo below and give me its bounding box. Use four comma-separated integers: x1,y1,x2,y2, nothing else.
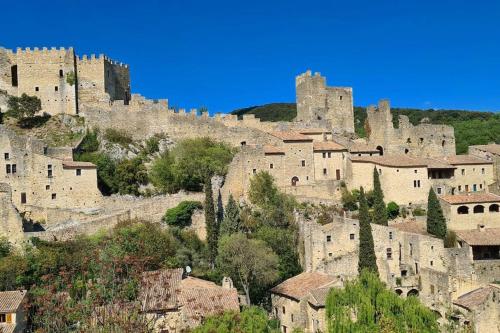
163,201,203,227
341,188,359,211
386,201,400,220
65,71,76,86
78,129,100,153
413,207,427,216
104,128,134,146
144,136,160,155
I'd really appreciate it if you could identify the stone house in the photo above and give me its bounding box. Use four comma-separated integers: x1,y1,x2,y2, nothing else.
270,272,339,333
0,290,27,333
439,193,500,230
469,144,500,194
453,284,500,333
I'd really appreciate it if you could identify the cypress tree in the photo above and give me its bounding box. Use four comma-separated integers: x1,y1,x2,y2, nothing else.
204,177,218,267
358,187,378,275
220,194,241,236
426,188,447,239
372,168,388,226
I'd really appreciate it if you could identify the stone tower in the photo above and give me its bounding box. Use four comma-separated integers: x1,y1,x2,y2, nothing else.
295,70,354,133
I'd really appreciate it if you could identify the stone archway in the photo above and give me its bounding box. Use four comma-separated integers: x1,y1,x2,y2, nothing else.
376,146,384,156
407,289,419,297
291,176,299,187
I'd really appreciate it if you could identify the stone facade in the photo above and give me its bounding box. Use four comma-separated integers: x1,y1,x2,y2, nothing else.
295,70,354,133
440,193,500,231
469,144,500,194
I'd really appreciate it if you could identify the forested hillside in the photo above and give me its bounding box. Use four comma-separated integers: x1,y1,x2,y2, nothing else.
232,103,500,154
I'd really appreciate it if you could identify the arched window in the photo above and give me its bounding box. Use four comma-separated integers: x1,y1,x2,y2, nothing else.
395,289,403,296
489,204,499,213
291,176,299,186
457,206,469,214
473,205,485,214
407,289,419,297
376,146,384,156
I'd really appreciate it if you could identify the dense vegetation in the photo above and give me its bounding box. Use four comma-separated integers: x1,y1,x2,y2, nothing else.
162,200,203,227
232,103,500,154
325,271,439,332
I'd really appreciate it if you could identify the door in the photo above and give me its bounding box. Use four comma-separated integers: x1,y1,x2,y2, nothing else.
336,169,341,180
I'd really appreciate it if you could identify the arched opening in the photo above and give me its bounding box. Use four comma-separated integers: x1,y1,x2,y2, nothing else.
457,206,469,214
376,146,384,156
395,289,403,296
407,289,419,297
489,204,499,213
473,205,485,214
291,176,299,187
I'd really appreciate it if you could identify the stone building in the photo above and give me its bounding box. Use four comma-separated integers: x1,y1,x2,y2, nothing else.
295,70,354,134
0,290,27,333
270,272,339,333
365,99,456,157
439,193,500,230
469,144,500,194
453,284,500,333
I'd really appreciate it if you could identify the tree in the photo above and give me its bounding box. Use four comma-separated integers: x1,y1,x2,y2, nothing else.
372,168,388,226
205,177,218,267
7,93,42,120
386,201,400,220
220,195,242,236
426,188,447,239
162,201,203,228
216,233,279,305
358,187,378,275
341,188,359,211
326,271,439,333
115,157,148,195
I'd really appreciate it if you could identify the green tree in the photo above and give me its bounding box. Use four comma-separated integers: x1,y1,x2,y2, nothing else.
205,177,218,267
216,233,279,305
426,188,447,239
372,168,388,226
7,93,42,120
358,187,378,275
149,151,177,193
326,271,439,333
115,157,148,195
220,194,242,236
386,201,400,220
193,306,280,333
162,201,203,228
341,188,359,211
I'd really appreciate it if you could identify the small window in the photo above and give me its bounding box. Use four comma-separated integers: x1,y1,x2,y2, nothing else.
282,306,285,314
379,169,382,174
326,235,331,242
21,192,26,204
339,95,343,100
430,285,435,294
430,260,434,266
252,169,256,174
51,193,57,200
59,69,64,77
4,153,9,160
328,252,332,257
291,314,294,322
323,168,327,175
437,187,442,195
389,232,393,240
481,168,485,174
46,185,50,190
0,313,5,322
461,169,465,176
458,185,462,191
473,205,484,214
414,169,418,174
417,180,421,188
35,86,39,91
55,86,58,91
322,152,326,158
301,160,306,167
269,163,273,169
11,164,16,174
6,164,10,174
327,152,331,158
349,233,355,240
386,248,392,260
76,169,82,176
457,206,469,214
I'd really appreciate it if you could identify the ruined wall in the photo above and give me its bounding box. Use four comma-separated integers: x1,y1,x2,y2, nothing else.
0,48,17,96
295,70,354,133
0,183,25,246
366,100,456,157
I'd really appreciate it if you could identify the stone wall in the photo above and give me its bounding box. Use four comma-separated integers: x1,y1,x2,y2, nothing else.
0,183,24,246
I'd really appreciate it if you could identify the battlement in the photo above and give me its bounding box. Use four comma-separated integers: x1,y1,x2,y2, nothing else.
367,99,391,114
15,46,74,58
77,54,129,68
296,69,326,87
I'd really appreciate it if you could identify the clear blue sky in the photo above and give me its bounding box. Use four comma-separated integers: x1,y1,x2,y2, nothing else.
2,0,500,113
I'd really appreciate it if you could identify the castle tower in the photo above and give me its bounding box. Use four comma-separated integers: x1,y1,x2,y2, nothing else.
295,70,354,133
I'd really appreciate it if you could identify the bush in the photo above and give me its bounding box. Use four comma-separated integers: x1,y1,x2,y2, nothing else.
144,135,160,155
386,201,399,220
412,207,427,216
163,201,203,228
341,188,359,211
78,129,100,153
7,93,42,120
104,128,134,146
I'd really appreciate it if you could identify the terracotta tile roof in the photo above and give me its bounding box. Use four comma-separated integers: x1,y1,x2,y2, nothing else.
440,155,493,165
62,160,97,169
270,272,337,301
348,142,380,153
471,144,500,155
308,287,334,307
0,323,16,333
270,131,313,142
421,158,455,169
0,290,26,313
391,220,429,236
263,145,285,155
455,228,500,246
139,268,183,312
440,193,500,204
350,156,427,168
454,285,500,310
296,128,329,134
313,141,347,151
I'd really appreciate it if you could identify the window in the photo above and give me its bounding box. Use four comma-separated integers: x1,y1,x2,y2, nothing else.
11,65,18,87
465,185,469,192
240,141,246,146
59,69,64,77
76,169,82,176
291,176,299,186
328,252,332,257
457,206,469,214
414,169,418,174
51,193,57,200
430,260,434,266
379,168,382,174
482,168,485,174
46,185,50,190
326,235,331,242
48,164,53,178
301,160,305,167
322,152,326,158
6,164,10,174
386,248,392,260
413,180,417,188
480,184,483,189
415,262,419,274
461,169,465,176
269,163,273,169
489,204,499,212
35,86,39,91
339,95,342,100
473,184,477,192
252,169,256,174
430,285,435,294
328,152,331,158
43,147,48,155
349,233,355,240
291,314,294,322
282,306,285,314
336,169,341,180
473,205,484,214
11,164,16,173
323,168,327,175
458,185,462,191
55,86,58,91
409,243,413,256
21,192,26,204
4,153,9,160
0,313,5,322
389,232,393,240
437,187,442,194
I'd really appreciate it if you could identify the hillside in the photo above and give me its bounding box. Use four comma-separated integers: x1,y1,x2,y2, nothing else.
232,103,500,154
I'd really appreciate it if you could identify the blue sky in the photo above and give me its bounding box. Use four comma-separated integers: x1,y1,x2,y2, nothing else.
2,0,500,113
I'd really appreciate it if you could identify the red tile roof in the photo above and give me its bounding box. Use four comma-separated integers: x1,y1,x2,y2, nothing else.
139,268,183,312
313,141,347,151
270,272,336,301
270,131,313,142
440,193,500,204
454,285,500,310
391,220,429,236
455,228,500,246
0,290,26,313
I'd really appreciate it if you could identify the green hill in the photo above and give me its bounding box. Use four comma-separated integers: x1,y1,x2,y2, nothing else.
231,103,500,154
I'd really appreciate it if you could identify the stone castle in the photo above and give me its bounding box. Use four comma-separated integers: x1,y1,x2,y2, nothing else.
0,46,499,332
